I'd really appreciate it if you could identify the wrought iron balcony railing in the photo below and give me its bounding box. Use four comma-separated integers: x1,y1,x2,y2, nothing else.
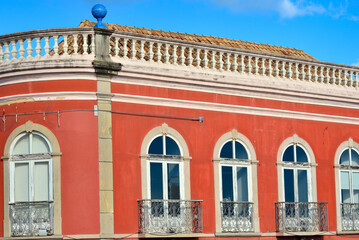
275,202,328,233
341,203,359,231
10,201,54,237
221,201,254,232
138,199,202,234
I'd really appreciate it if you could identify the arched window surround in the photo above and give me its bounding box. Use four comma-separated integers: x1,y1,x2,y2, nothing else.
276,134,317,203
213,129,259,233
334,138,359,233
140,123,191,200
2,121,62,237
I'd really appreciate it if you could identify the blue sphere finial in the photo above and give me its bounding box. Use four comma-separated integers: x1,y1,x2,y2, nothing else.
92,4,107,28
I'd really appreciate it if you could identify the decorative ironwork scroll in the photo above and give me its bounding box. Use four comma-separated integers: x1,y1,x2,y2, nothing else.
220,201,254,232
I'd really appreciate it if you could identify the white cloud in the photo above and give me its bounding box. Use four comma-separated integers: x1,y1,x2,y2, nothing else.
211,0,346,19
353,60,359,67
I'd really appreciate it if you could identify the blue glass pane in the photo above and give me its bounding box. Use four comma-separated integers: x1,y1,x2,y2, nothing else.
237,167,248,202
298,170,308,202
150,162,163,199
148,136,163,155
296,146,308,163
340,149,350,165
283,146,294,162
166,136,180,156
222,166,233,201
220,141,233,159
167,163,180,200
351,149,359,166
284,169,294,202
235,142,248,160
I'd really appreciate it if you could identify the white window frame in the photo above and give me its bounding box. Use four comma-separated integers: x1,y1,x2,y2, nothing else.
281,144,312,203
213,130,259,233
277,134,317,203
9,132,53,204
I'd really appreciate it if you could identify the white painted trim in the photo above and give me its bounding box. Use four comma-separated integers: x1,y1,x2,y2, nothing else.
112,93,359,126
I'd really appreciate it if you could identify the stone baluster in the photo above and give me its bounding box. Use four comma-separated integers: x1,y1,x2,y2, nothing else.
343,70,348,87
355,72,358,89
268,59,273,76
83,34,89,55
313,66,318,82
156,42,161,62
319,67,323,83
114,36,119,57
148,42,154,62
239,55,244,73
139,40,145,61
53,36,59,56
164,44,170,64
0,43,4,62
63,35,68,56
123,38,128,58
195,49,201,68
287,62,292,79
252,57,258,74
247,56,252,74
187,47,193,66
130,39,136,59
218,52,223,71
301,64,305,80
225,53,231,71
171,45,178,65
336,69,341,85
73,34,78,55
260,58,265,76
179,46,185,65
26,38,33,58
10,40,17,60
327,68,331,84
203,49,208,69
348,71,353,87
18,39,25,59
210,51,216,69
280,61,285,78
3,42,10,61
232,54,238,72
293,63,298,80
90,34,95,55
43,36,50,56
35,37,41,57
273,60,278,77
306,65,311,81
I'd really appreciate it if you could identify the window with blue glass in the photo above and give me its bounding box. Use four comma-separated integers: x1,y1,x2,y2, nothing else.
282,144,310,203
220,140,250,203
339,148,359,204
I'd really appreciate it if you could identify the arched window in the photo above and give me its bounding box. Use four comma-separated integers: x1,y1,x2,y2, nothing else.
213,130,259,233
275,134,327,233
2,121,61,237
138,123,202,234
147,134,182,201
335,139,359,232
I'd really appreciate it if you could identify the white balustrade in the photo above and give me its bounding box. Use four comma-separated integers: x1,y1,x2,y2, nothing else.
1,28,359,91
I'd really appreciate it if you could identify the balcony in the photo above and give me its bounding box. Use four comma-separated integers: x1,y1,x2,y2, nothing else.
10,201,53,237
275,202,328,233
138,199,202,234
341,203,359,231
1,27,359,91
221,201,253,232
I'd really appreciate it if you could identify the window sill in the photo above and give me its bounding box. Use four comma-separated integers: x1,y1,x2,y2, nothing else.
275,231,335,236
1,235,62,240
337,230,359,235
137,233,213,238
215,232,261,237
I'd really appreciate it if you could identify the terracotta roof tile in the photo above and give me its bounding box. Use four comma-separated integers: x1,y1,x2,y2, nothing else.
78,20,316,60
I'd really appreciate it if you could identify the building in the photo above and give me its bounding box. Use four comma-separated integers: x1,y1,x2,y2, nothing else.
1,7,359,240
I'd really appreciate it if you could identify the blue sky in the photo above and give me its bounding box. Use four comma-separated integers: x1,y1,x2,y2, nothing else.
1,0,358,66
